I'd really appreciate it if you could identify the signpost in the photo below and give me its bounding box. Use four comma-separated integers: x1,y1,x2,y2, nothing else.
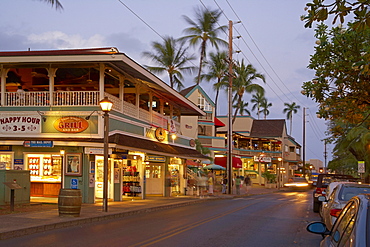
358,161,365,179
71,179,78,189
3,181,22,211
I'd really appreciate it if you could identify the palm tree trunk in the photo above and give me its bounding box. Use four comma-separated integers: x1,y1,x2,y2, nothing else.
197,42,206,85
169,74,174,88
214,89,220,117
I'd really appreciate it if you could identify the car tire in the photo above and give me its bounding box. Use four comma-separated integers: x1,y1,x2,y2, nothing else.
313,201,320,213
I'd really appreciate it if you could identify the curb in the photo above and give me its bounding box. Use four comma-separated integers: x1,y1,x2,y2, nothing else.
0,198,212,240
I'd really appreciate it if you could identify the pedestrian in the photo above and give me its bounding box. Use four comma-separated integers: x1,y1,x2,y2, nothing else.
197,176,208,198
244,175,252,193
221,176,227,194
235,176,241,195
207,172,214,196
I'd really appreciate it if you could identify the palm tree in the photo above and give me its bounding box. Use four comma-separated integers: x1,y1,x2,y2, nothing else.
181,7,228,85
200,51,228,117
233,100,251,116
251,92,265,120
40,0,63,10
283,102,300,135
232,60,265,123
142,36,196,90
260,98,272,119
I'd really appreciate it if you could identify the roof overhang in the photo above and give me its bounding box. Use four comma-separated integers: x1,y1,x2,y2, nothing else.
109,133,208,160
0,48,204,116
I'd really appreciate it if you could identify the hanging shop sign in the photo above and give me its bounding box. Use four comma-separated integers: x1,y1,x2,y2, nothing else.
146,155,166,162
189,139,196,147
23,140,54,148
0,145,12,151
54,116,89,133
155,127,166,142
84,147,112,155
254,156,272,163
0,114,41,134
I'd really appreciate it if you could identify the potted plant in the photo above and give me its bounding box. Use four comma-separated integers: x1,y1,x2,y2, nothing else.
262,171,276,188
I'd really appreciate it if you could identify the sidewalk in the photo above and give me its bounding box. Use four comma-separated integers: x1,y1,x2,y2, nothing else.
0,185,278,240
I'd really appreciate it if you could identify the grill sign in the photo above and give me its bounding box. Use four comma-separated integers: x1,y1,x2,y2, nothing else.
54,116,88,133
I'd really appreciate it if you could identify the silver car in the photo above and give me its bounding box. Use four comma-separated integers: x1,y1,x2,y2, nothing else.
320,182,370,229
307,194,370,246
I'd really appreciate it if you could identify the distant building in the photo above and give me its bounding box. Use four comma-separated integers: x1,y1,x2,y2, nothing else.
306,159,323,172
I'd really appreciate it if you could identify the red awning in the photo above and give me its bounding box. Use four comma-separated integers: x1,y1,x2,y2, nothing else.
214,157,242,168
186,160,201,167
214,117,225,127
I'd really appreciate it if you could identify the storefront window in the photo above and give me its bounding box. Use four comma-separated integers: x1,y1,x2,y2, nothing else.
121,158,141,197
0,153,13,170
27,154,61,182
169,164,180,194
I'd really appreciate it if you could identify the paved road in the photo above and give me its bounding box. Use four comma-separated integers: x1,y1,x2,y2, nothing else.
1,190,322,247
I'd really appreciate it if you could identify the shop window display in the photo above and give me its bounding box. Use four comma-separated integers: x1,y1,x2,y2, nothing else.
27,154,62,197
27,154,62,182
122,159,141,197
169,164,180,194
0,154,12,170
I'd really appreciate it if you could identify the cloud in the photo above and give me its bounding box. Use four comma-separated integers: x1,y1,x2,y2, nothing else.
27,31,106,49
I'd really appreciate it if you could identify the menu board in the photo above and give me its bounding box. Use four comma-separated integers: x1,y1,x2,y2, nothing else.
29,157,40,176
42,157,52,176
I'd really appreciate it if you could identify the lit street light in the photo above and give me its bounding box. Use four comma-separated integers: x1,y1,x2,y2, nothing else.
99,97,113,212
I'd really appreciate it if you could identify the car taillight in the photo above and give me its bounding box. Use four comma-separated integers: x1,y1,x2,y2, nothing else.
315,188,325,195
330,208,342,217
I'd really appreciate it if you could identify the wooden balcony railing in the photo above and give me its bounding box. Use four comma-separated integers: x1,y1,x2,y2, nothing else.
3,91,176,131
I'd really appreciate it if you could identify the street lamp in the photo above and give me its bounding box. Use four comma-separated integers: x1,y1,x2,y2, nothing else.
99,97,113,212
60,149,65,189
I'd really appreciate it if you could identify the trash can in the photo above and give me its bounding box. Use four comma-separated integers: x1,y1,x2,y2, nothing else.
58,188,82,217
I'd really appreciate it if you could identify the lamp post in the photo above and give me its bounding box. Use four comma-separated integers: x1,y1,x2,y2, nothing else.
99,97,113,212
277,157,282,189
60,149,65,189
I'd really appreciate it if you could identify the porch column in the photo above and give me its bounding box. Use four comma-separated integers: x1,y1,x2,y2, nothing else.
0,66,9,106
47,67,57,106
118,75,124,112
135,85,140,117
149,92,153,123
99,63,105,100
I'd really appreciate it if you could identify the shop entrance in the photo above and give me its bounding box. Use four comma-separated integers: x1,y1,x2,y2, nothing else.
145,163,164,195
94,156,112,200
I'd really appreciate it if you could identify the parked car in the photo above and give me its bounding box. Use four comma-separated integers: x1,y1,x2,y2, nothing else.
320,182,370,229
319,181,357,217
307,194,370,246
284,177,310,190
312,174,358,212
309,173,319,187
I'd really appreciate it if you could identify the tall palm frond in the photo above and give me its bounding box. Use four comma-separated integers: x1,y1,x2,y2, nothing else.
232,60,265,123
181,6,227,85
200,51,228,116
143,36,196,91
283,102,300,136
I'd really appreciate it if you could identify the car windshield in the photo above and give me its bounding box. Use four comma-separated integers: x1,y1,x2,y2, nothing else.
339,186,370,201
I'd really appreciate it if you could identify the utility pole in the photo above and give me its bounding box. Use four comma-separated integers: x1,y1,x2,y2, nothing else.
227,20,233,194
323,139,327,172
302,107,306,178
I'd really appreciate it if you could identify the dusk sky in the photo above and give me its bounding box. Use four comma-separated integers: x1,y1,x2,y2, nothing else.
0,0,332,163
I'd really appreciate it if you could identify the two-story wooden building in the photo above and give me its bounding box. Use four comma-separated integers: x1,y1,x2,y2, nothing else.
180,85,302,186
0,47,207,203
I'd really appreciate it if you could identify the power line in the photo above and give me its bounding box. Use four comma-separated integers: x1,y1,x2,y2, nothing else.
117,0,164,40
